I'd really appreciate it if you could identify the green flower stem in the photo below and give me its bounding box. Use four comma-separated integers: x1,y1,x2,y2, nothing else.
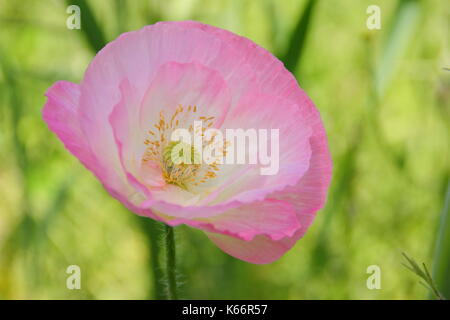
135,217,165,299
164,225,178,300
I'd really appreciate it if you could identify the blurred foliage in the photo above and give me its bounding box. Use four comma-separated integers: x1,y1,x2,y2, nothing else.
0,0,449,299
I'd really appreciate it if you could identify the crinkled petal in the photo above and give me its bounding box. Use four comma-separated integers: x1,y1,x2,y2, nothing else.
205,212,315,264
43,80,135,203
271,107,332,214
166,199,300,242
207,90,313,205
43,81,97,170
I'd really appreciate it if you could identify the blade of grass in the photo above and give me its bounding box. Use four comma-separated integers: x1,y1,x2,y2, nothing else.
264,0,280,50
0,46,36,293
311,125,362,271
365,0,421,170
114,0,127,37
0,48,28,175
280,0,318,74
30,174,76,291
0,47,30,215
432,180,450,298
374,0,421,98
402,252,445,300
66,0,107,52
40,174,76,237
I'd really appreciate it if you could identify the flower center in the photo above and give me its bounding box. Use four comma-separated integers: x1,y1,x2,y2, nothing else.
161,141,201,188
142,105,220,190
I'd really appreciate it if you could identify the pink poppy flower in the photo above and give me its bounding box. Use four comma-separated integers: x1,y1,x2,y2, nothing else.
43,21,332,264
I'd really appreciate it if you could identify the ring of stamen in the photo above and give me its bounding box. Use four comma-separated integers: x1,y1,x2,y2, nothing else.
142,105,223,190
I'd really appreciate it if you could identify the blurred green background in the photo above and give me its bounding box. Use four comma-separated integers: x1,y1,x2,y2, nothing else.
0,0,449,299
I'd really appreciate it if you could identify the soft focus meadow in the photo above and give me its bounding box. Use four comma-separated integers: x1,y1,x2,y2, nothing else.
0,0,449,299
